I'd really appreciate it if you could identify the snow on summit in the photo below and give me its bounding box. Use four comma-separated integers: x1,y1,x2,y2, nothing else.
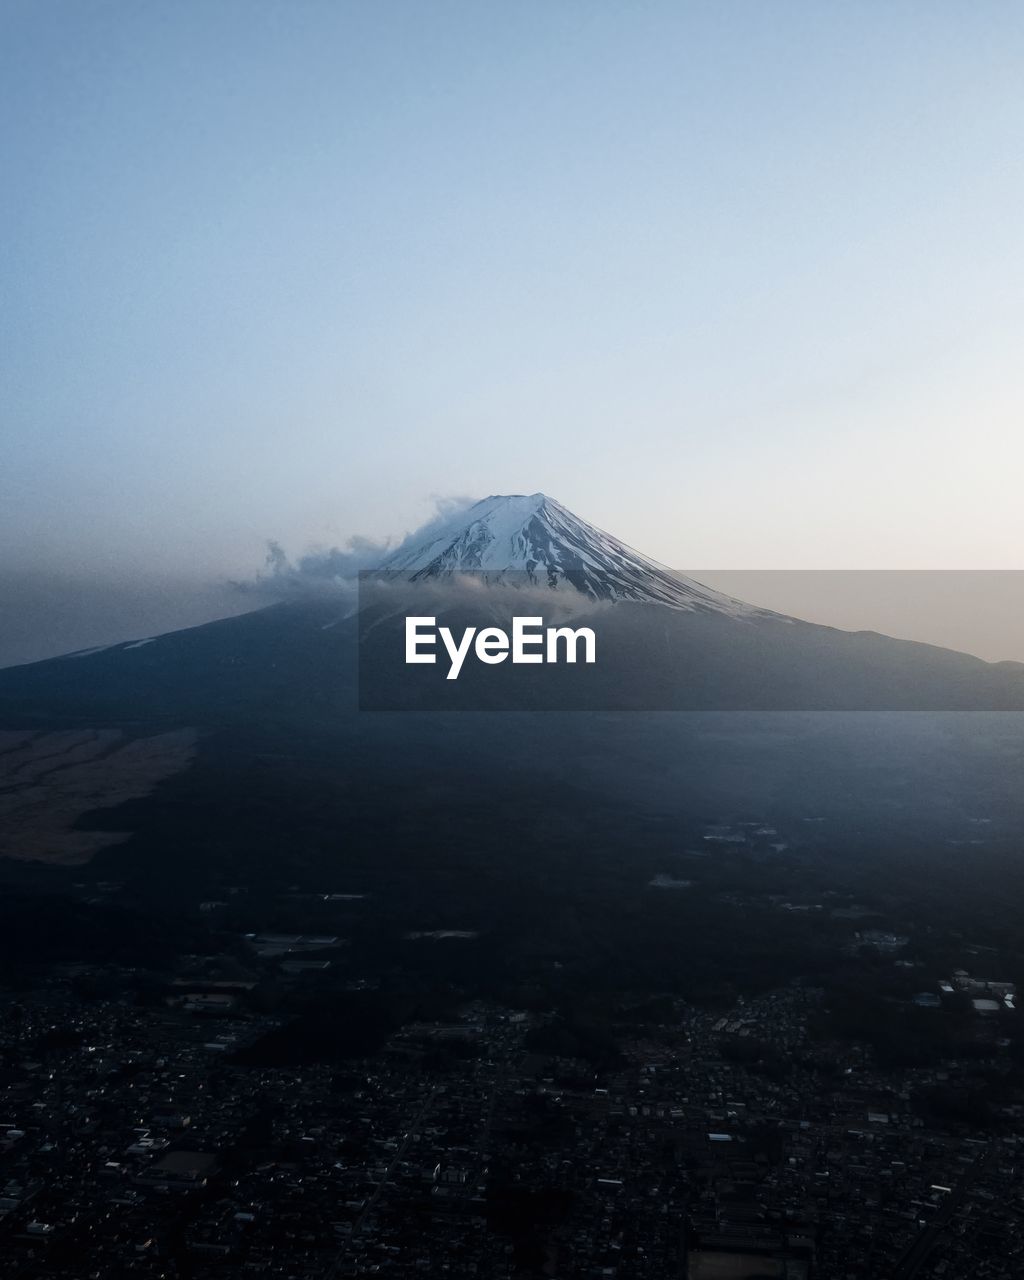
382,493,761,615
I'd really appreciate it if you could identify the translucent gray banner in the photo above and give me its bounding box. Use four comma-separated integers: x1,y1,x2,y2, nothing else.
357,570,1024,712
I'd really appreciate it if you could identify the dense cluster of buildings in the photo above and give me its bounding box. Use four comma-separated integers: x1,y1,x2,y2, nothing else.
0,964,1021,1278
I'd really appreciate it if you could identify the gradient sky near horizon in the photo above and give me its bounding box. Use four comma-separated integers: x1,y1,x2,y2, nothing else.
3,2,1024,663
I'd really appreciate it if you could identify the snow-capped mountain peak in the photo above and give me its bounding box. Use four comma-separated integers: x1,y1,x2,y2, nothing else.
382,493,761,615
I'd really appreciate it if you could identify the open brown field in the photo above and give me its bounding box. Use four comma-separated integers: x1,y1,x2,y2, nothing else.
0,728,197,864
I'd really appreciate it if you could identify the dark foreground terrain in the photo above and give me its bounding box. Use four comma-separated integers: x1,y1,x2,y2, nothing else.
0,705,1023,1278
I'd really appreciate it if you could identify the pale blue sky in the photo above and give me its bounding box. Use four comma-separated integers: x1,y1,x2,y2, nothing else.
3,0,1023,604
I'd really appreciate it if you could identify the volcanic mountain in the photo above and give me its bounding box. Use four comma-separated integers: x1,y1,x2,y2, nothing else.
1,492,1023,720
3,494,1024,869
